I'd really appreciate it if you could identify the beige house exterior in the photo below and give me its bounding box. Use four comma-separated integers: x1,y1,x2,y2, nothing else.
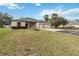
36,22,51,29
11,21,17,27
11,18,51,29
10,18,79,29
66,21,79,28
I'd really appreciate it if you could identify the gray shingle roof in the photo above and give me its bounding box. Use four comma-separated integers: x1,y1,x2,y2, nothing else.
12,17,50,23
12,17,39,22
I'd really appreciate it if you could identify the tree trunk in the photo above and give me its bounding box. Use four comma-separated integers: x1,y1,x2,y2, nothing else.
55,25,58,28
63,25,64,28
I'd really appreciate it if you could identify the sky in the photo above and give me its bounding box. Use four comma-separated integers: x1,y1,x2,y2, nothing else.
0,3,79,21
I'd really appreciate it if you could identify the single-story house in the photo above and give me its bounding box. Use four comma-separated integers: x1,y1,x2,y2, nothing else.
11,18,51,29
67,21,79,28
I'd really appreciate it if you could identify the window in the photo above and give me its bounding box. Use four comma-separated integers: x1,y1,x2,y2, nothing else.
17,22,21,28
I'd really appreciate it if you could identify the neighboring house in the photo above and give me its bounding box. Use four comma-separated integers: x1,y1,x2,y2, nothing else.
67,21,79,28
11,18,51,29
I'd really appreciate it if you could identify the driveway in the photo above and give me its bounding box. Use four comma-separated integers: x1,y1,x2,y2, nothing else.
41,29,79,36
41,29,64,32
58,30,79,36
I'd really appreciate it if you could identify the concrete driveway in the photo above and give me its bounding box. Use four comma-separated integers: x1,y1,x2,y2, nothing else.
58,30,79,36
41,29,79,36
41,29,64,32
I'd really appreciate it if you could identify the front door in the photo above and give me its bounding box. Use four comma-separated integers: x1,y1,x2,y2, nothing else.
17,22,21,28
25,23,28,28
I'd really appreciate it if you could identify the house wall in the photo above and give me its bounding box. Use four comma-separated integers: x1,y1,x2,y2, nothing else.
11,21,52,29
67,21,79,28
21,22,25,27
29,22,36,29
72,25,79,28
66,22,79,28
36,22,51,29
67,25,79,28
11,21,17,27
11,21,36,29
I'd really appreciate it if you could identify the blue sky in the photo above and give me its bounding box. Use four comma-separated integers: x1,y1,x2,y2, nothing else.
0,3,79,21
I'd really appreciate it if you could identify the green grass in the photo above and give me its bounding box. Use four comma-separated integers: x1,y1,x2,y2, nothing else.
0,29,79,56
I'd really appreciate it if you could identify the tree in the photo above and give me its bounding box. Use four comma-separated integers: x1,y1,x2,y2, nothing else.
3,13,12,25
51,13,59,28
44,14,49,22
0,12,12,28
50,13,69,28
43,13,68,28
59,17,68,28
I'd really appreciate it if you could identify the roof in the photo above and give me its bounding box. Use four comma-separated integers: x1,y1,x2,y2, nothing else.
12,17,51,23
69,21,79,25
12,17,39,22
38,20,51,23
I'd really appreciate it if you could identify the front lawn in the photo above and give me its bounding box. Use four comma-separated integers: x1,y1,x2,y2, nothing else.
0,29,79,56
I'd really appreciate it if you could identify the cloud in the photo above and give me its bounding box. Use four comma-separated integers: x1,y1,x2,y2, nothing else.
40,9,61,16
0,3,24,9
62,8,79,14
35,3,41,6
40,8,79,16
65,16,79,20
40,8,79,20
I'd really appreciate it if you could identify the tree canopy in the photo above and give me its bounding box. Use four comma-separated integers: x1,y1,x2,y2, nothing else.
43,13,68,28
43,14,49,22
0,12,12,28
